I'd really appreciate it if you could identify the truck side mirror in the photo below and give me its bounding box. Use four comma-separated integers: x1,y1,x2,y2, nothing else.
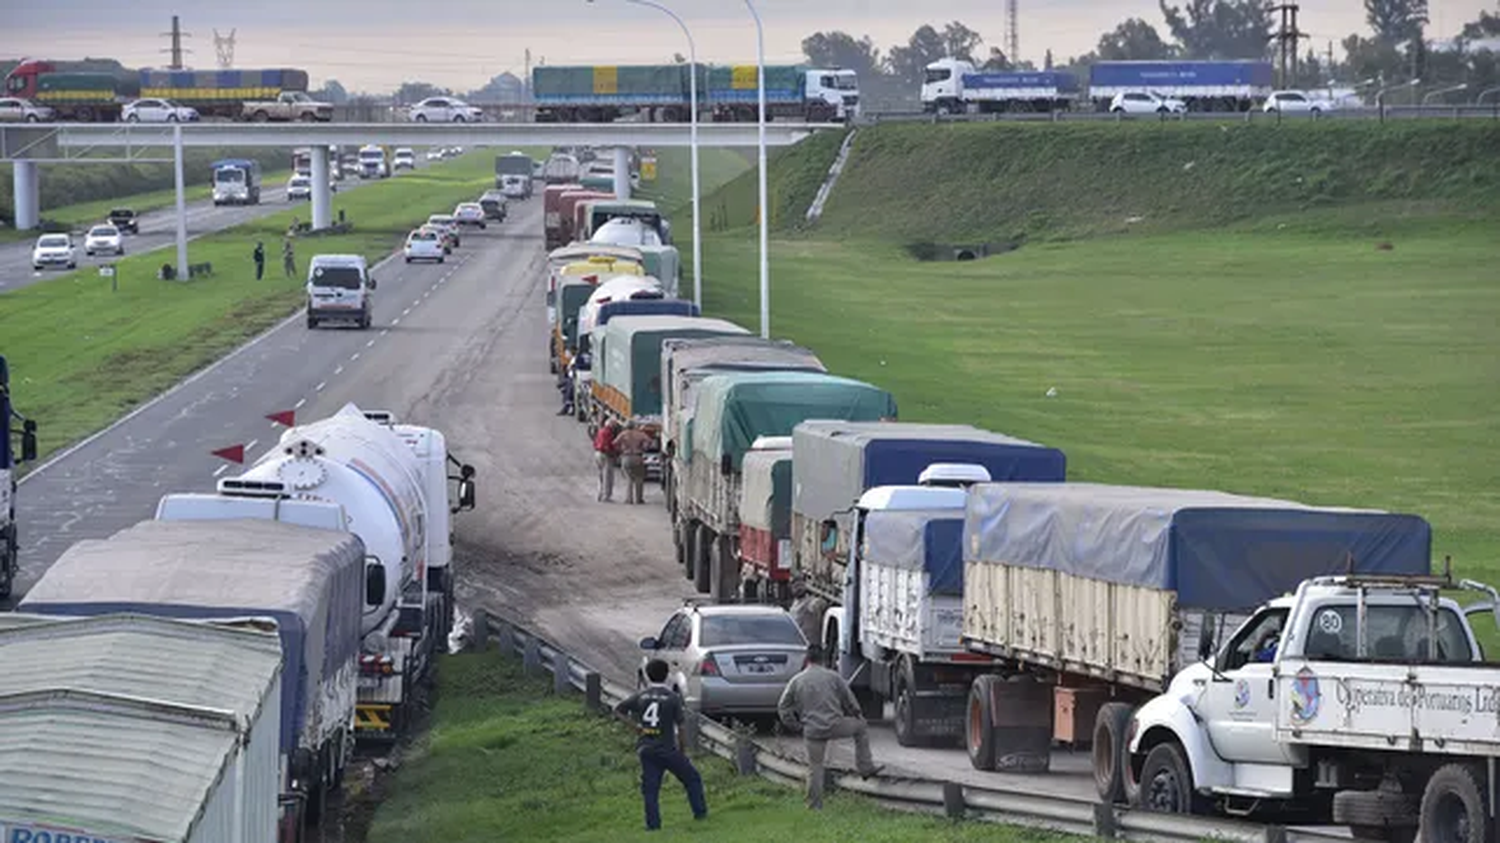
1198,616,1218,663
365,558,387,607
639,636,659,650
20,419,38,462
367,277,377,290
454,478,476,512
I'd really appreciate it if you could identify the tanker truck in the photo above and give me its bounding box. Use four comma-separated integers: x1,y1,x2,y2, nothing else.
1,354,40,600
153,403,477,741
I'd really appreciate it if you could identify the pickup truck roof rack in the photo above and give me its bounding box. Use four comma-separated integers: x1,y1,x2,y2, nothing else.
1312,554,1454,590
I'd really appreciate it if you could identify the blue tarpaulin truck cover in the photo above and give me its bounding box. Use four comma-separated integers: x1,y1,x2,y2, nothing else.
863,511,965,596
964,482,1432,611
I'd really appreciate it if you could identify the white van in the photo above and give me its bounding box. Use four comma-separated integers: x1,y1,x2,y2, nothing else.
305,254,376,329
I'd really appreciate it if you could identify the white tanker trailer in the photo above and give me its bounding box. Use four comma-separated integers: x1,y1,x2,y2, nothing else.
156,403,477,740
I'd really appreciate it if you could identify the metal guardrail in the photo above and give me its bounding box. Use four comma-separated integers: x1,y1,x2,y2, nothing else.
857,105,1500,124
471,607,1347,843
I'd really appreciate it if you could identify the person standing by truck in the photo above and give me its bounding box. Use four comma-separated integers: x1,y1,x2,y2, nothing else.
614,658,709,831
593,421,619,502
778,643,883,809
613,420,653,505
282,237,297,279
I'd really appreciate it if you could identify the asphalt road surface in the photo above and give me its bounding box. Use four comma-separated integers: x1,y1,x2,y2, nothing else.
0,170,399,293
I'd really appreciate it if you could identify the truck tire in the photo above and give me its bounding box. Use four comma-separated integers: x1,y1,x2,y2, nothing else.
894,656,921,747
693,524,713,594
1334,789,1418,840
966,674,1002,771
709,534,736,604
1093,702,1136,804
253,110,270,123
1136,741,1202,815
0,522,16,600
1419,764,1488,843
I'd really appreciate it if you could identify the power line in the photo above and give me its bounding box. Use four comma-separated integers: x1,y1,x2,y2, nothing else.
213,28,236,69
159,15,192,70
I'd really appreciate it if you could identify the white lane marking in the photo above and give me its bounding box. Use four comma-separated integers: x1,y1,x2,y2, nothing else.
246,439,259,452
316,381,327,392
350,352,361,361
294,397,307,409
213,464,228,477
366,339,376,348
381,329,390,337
18,249,407,485
334,365,344,375
402,306,412,315
392,318,401,325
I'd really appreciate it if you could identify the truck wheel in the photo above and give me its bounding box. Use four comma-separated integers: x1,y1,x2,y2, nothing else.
1334,789,1418,840
1137,742,1201,815
709,534,736,603
692,525,713,594
253,110,270,123
674,522,688,573
1093,702,1136,804
0,523,16,600
1420,764,1488,843
966,674,1002,771
894,657,921,747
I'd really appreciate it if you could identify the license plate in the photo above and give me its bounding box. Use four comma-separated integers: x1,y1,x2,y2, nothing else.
743,663,775,675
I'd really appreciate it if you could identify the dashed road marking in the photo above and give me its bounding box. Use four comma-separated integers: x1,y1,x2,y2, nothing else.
294,398,307,409
334,364,344,375
213,464,228,477
316,381,327,392
381,329,390,337
351,352,361,361
366,339,376,348
246,439,259,451
392,317,401,325
402,306,412,315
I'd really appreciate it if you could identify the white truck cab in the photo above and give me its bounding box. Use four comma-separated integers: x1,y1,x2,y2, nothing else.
306,254,376,329
805,68,860,121
1124,570,1500,841
921,58,975,114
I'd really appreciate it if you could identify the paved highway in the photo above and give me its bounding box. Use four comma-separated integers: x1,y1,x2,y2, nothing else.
0,170,398,293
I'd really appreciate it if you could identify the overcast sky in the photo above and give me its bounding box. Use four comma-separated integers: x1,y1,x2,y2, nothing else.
4,0,1492,91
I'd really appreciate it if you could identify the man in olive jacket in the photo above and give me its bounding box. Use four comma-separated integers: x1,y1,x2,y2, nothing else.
777,643,883,808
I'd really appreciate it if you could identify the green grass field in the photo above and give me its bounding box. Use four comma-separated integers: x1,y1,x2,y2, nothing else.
0,154,495,464
690,120,1500,584
633,147,756,221
364,650,1079,843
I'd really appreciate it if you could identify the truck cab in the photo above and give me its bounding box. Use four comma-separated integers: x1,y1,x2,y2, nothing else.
211,159,262,205
1125,570,1498,837
805,68,860,121
1,355,40,599
921,58,975,114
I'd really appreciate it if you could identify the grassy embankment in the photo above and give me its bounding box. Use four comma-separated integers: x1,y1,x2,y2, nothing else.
0,148,296,241
364,649,1077,843
0,153,495,464
690,121,1500,582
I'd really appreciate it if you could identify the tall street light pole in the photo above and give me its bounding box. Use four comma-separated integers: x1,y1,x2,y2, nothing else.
743,0,769,338
615,0,702,310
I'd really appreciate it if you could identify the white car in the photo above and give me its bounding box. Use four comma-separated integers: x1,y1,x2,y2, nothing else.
122,98,199,123
0,97,55,123
83,224,124,256
1109,91,1187,115
404,228,446,263
453,202,487,229
1263,90,1336,114
408,97,483,123
287,175,312,201
393,148,416,171
426,215,461,247
32,233,77,270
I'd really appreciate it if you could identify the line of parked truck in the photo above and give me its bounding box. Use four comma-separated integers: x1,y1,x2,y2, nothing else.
537,156,1500,843
0,362,479,840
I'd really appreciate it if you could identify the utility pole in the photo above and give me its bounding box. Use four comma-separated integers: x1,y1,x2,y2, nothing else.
1270,4,1308,87
1005,0,1020,67
160,15,192,70
213,28,236,69
524,48,532,99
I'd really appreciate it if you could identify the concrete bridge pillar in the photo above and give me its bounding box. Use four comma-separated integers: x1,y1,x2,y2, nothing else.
12,161,40,231
310,146,333,231
612,147,631,200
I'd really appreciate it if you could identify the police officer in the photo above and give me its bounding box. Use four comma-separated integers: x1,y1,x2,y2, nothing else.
252,241,265,280
614,658,708,831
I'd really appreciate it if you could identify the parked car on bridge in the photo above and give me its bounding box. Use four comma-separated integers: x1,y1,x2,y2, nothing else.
83,224,124,256
0,97,54,123
122,98,200,123
408,97,484,123
637,603,809,718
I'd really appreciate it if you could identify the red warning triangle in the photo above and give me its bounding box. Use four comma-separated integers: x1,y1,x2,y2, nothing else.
267,410,296,427
212,444,246,464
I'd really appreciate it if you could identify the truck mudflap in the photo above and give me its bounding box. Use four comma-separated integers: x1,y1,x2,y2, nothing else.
909,688,969,739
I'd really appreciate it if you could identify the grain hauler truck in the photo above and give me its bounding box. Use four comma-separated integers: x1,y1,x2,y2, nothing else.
674,371,896,602
1087,60,1273,112
920,59,1080,113
788,422,1066,741
956,482,1432,786
153,403,477,742
18,518,367,827
1,355,39,600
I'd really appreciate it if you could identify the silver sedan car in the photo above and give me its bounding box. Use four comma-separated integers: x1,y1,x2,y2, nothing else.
638,603,808,718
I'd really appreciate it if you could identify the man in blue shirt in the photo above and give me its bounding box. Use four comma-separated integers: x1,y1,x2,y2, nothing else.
615,658,709,830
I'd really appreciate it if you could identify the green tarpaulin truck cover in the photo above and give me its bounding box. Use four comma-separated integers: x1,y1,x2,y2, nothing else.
597,316,748,418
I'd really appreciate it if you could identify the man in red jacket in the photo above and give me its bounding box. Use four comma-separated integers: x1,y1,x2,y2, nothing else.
593,421,619,502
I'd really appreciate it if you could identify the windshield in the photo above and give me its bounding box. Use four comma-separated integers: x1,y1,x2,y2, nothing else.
88,226,115,237
699,613,805,647
924,68,952,84
360,151,383,161
38,235,69,248
429,216,453,224
290,177,309,187
215,169,245,183
410,230,438,242
831,74,858,90
309,265,365,290
110,209,132,217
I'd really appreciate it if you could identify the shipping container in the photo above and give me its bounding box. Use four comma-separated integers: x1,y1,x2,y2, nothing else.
0,614,283,843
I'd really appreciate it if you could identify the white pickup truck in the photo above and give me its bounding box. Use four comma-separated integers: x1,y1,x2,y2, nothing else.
1123,568,1500,843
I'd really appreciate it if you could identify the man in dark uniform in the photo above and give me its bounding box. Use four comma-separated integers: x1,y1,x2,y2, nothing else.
614,658,708,830
252,241,265,280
